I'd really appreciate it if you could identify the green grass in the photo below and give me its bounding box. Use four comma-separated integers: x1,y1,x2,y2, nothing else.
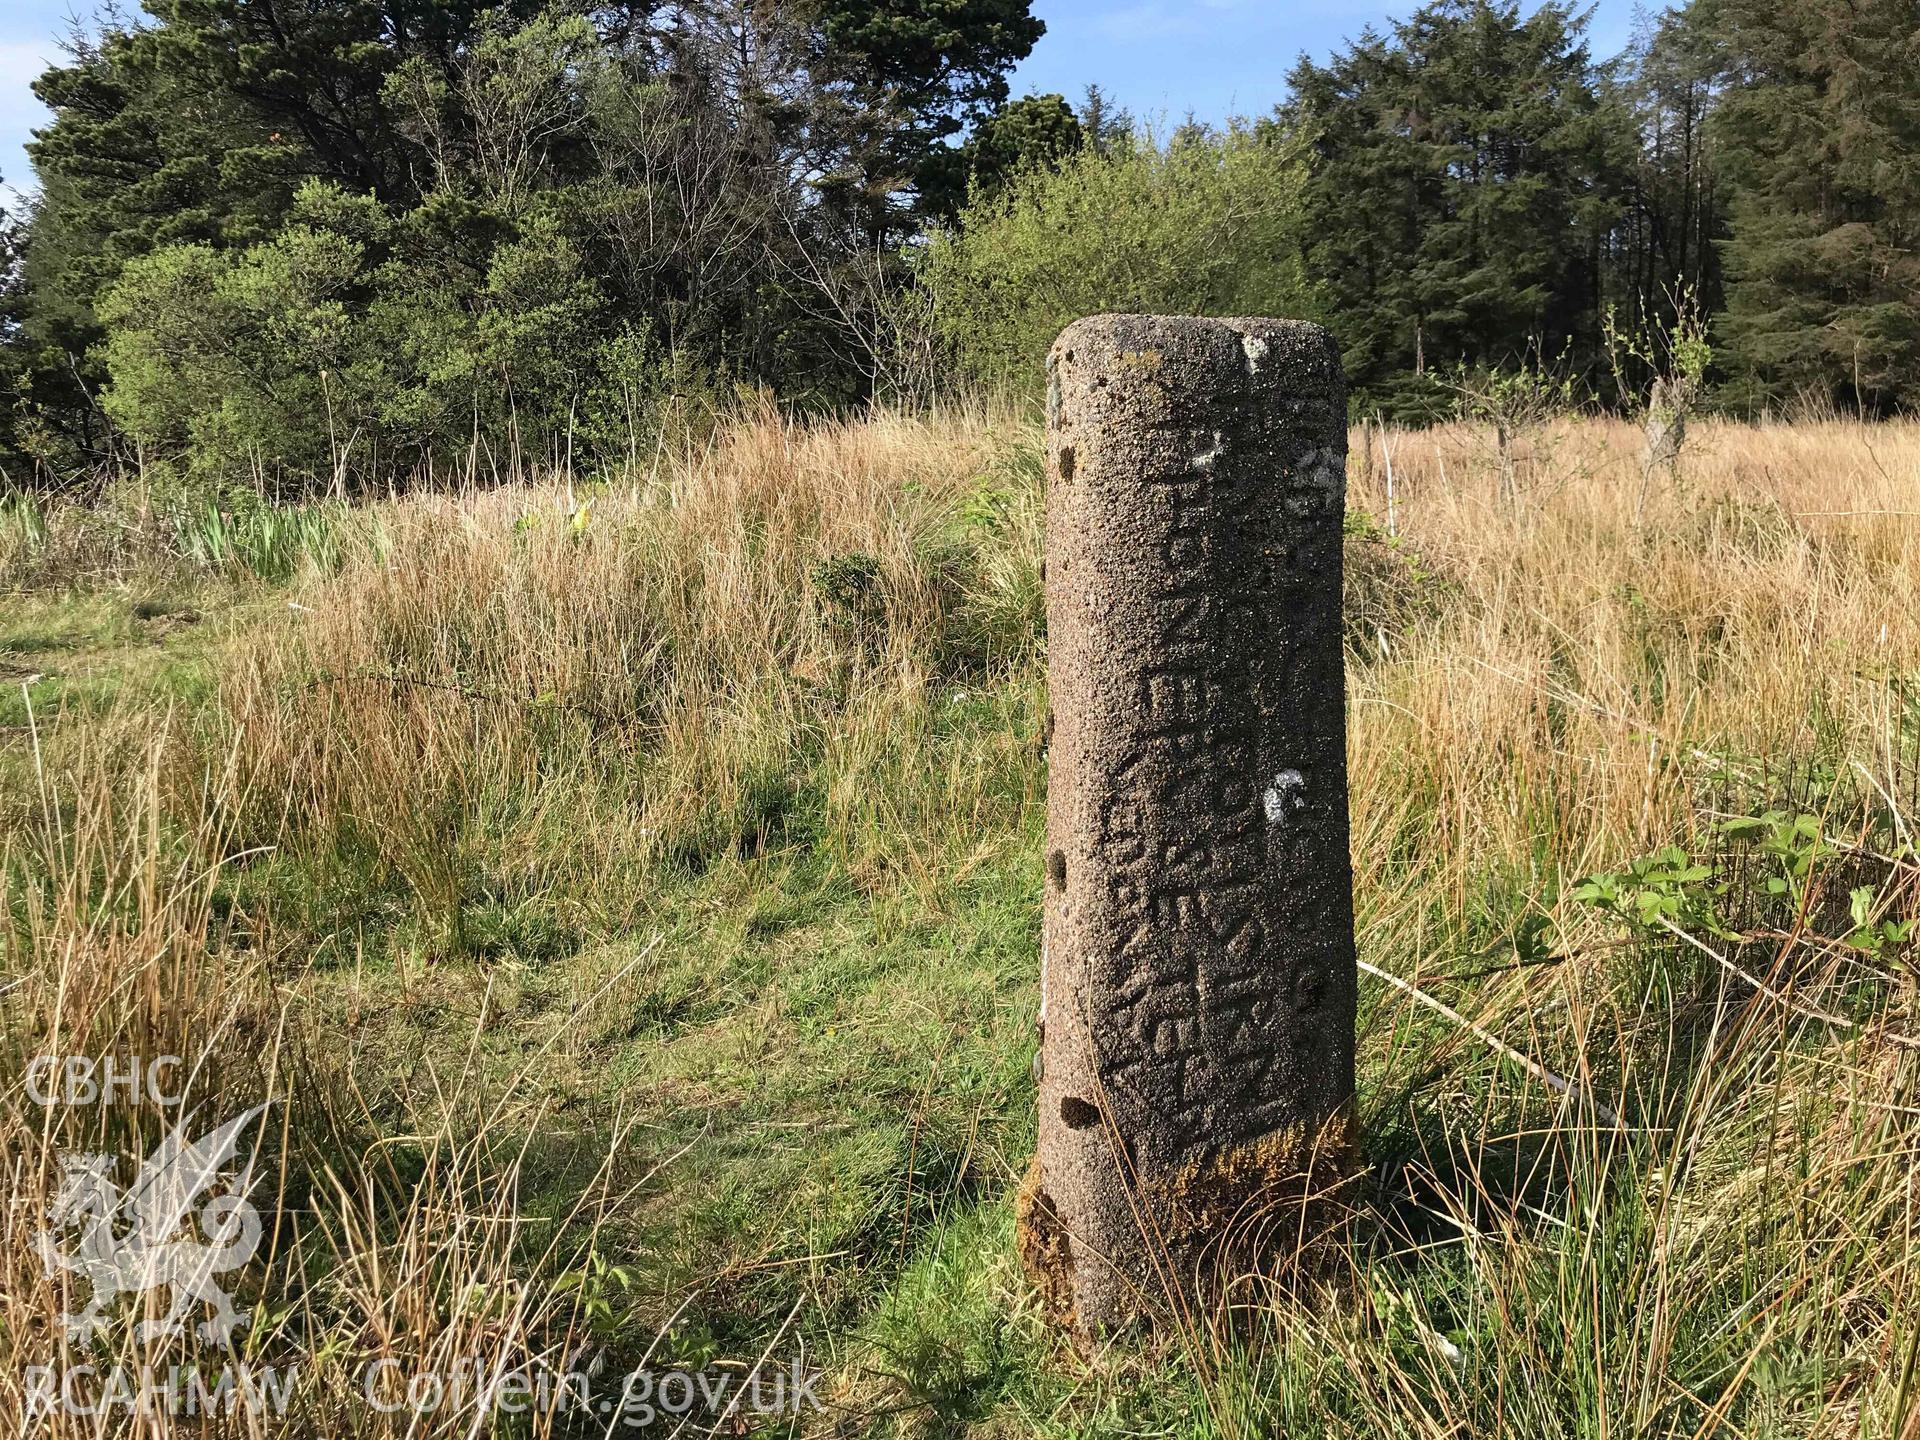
0,588,247,723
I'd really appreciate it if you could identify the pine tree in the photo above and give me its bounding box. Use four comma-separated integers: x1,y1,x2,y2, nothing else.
1077,85,1133,155
1609,6,1728,381
919,93,1083,215
1283,0,1630,411
813,0,1045,226
1705,0,1920,413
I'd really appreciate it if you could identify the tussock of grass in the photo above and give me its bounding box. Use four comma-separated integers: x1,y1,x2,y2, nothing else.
1,409,1917,1437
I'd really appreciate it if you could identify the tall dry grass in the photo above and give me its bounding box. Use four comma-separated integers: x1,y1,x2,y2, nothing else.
1346,415,1918,895
215,404,1042,951
0,713,678,1435
1,406,1916,1436
1311,415,1920,1438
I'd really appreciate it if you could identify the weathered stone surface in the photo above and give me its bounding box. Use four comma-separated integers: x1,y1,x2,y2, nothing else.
1022,314,1357,1336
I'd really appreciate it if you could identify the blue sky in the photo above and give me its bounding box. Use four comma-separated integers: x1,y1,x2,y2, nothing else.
1,0,1642,205
1013,0,1635,129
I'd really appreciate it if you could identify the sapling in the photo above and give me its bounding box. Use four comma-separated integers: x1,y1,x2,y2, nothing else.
1605,284,1712,521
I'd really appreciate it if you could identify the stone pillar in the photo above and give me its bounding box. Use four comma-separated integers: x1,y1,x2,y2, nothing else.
1019,315,1357,1336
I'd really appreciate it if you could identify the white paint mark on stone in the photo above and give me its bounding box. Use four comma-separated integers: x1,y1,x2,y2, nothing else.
1241,333,1270,372
1191,432,1227,472
1263,768,1307,825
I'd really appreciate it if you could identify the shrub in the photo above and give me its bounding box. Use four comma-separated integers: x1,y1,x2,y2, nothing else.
98,225,371,492
365,206,604,469
919,125,1317,392
97,182,622,492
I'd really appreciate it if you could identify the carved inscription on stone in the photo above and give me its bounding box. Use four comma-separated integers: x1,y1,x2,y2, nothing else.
1022,315,1357,1335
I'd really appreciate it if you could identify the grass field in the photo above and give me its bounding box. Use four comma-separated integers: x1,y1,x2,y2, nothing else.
3,410,1918,1437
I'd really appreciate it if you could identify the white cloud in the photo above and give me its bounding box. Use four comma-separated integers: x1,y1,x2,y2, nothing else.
1091,3,1186,41
1090,0,1260,43
0,40,59,194
0,39,58,89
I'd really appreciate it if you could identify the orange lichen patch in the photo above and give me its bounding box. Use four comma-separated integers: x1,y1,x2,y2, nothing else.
1014,1158,1077,1331
1162,1106,1360,1244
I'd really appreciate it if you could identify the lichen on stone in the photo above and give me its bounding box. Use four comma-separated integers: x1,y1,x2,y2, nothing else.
1014,1159,1077,1330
